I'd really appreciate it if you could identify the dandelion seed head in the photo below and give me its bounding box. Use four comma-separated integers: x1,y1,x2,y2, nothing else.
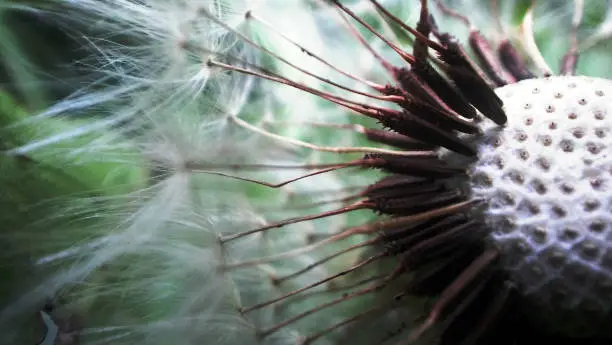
6,0,612,345
466,75,612,336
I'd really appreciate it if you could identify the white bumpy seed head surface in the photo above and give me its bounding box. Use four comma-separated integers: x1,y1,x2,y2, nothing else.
470,76,612,336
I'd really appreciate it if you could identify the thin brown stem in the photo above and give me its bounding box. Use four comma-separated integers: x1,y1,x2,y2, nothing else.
258,277,388,337
400,248,499,344
207,59,399,119
230,115,424,157
433,0,471,27
245,11,388,93
221,200,368,242
274,237,381,284
368,0,445,53
281,194,363,212
241,252,386,313
458,281,512,345
263,121,434,150
199,8,395,102
300,297,399,345
191,167,347,189
327,1,396,73
348,199,480,234
330,0,416,64
220,210,391,271
433,0,509,85
560,0,584,75
434,275,492,340
185,160,365,171
291,274,387,303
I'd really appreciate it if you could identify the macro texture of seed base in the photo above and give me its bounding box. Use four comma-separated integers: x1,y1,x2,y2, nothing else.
471,76,612,336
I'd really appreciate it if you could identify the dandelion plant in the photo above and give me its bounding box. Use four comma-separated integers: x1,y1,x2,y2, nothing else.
2,1,612,345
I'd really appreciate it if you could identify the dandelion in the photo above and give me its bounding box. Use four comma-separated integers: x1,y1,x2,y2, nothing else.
3,1,612,345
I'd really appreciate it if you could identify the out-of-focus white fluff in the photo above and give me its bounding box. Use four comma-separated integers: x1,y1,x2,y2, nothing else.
2,1,388,344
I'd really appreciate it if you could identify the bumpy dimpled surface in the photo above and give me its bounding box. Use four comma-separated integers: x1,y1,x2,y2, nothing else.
470,76,612,336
